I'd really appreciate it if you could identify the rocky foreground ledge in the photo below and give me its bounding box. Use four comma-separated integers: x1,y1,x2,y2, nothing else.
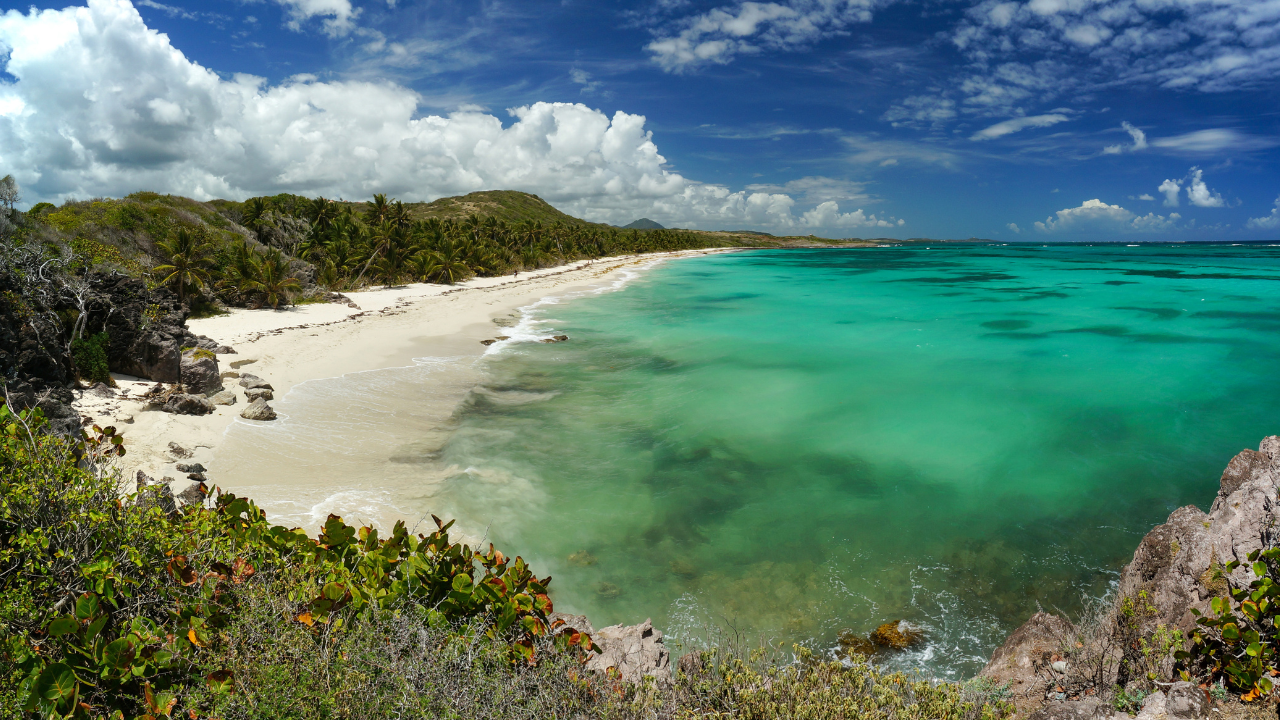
983,436,1280,719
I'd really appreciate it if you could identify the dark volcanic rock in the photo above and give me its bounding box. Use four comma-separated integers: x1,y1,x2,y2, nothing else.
163,393,214,416
133,470,177,514
176,463,206,474
91,274,187,383
175,481,207,507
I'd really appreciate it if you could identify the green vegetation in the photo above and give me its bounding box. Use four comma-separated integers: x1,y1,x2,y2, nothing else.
0,405,1013,719
16,189,789,314
70,332,112,385
1180,548,1280,700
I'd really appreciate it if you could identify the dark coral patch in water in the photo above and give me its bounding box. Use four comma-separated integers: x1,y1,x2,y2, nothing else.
981,319,1032,331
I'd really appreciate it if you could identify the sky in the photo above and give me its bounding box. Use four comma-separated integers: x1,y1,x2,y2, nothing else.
0,0,1278,240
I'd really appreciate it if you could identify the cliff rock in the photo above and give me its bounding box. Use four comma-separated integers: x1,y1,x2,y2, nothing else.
980,611,1071,699
584,618,671,687
992,436,1280,717
1115,436,1280,634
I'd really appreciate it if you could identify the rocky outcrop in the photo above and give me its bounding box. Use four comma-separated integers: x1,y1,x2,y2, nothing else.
583,618,671,687
981,611,1072,697
133,471,177,515
992,437,1280,717
240,397,277,421
175,480,207,507
180,349,221,395
245,387,273,402
1114,436,1280,635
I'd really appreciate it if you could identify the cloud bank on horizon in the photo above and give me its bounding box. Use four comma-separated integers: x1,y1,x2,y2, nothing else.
0,0,1277,239
0,0,901,232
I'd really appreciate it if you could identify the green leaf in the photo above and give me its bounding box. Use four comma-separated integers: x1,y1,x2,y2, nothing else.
74,595,100,621
1246,642,1262,657
1254,561,1267,577
46,617,80,637
103,638,135,669
85,616,108,642
452,574,473,593
30,662,78,703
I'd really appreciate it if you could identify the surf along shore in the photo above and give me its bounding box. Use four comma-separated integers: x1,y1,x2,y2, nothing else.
73,248,741,512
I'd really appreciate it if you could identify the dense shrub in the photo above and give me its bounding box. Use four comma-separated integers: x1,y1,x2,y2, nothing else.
70,332,111,384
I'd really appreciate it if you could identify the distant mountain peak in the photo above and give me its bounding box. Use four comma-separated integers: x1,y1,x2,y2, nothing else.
621,218,664,230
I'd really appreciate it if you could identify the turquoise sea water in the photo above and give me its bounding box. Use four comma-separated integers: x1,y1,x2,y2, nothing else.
427,244,1280,677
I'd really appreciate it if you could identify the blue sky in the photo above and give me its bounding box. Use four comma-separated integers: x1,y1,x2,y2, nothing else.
1,0,1278,240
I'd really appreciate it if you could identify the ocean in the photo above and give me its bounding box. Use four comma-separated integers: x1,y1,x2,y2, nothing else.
214,244,1280,678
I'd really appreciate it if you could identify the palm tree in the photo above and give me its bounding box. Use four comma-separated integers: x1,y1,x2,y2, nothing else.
431,241,471,285
153,228,212,305
245,249,302,309
363,193,391,227
309,196,337,232
352,220,397,287
408,250,442,283
241,197,268,233
374,227,414,286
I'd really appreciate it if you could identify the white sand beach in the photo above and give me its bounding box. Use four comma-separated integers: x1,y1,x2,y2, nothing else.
73,249,737,519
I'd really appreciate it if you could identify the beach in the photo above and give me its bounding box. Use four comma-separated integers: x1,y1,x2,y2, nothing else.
73,249,739,500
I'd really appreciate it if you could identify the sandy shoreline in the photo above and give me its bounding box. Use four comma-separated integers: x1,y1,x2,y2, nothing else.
75,248,740,513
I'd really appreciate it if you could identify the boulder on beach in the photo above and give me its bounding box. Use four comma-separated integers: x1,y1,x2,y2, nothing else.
209,389,237,406
238,373,273,391
180,348,222,395
162,393,214,416
176,462,205,474
245,387,273,402
240,397,277,421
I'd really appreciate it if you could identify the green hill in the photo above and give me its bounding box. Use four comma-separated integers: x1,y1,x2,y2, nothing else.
621,218,664,230
339,190,601,227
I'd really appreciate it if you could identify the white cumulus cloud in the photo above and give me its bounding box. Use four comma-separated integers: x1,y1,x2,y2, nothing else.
800,201,900,228
1034,199,1178,233
969,113,1070,141
1246,196,1280,230
0,0,874,231
1185,167,1225,208
1158,179,1181,207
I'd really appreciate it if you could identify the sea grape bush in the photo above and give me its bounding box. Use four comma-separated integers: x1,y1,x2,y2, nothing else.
1179,547,1280,701
0,404,593,719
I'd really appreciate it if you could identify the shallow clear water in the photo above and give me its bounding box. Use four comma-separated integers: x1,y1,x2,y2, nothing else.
417,244,1280,677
